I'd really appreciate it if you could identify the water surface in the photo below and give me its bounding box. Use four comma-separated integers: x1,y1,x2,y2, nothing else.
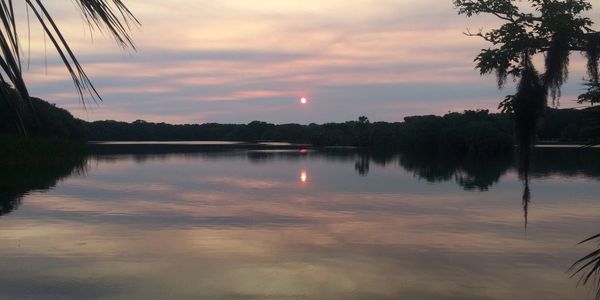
1,145,599,299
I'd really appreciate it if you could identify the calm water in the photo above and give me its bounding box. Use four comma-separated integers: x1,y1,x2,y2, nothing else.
1,145,600,300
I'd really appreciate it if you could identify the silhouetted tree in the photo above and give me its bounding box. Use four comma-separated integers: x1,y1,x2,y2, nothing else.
454,0,599,172
570,233,600,300
0,1,138,136
0,84,86,139
84,109,596,152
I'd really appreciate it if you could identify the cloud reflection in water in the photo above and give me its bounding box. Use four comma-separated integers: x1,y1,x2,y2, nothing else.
0,147,599,299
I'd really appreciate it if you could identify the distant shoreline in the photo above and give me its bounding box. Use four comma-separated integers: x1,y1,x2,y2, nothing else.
89,141,600,149
536,144,600,148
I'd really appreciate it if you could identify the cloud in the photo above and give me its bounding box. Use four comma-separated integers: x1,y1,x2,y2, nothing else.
15,0,600,123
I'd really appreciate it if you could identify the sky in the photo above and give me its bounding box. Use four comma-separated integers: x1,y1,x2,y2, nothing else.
17,0,600,124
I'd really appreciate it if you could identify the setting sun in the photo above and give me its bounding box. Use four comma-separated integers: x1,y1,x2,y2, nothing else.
3,1,599,299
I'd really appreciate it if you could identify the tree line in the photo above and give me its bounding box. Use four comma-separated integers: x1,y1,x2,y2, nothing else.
1,90,597,157
84,108,596,156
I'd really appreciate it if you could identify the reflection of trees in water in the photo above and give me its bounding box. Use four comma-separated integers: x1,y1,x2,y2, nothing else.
396,148,599,193
551,149,600,299
355,154,369,176
90,144,248,164
8,143,600,296
353,150,396,176
0,156,87,216
524,148,600,231
531,148,600,178
85,144,600,232
394,149,540,230
398,151,513,191
398,148,600,233
90,144,600,186
521,148,600,299
518,150,532,231
522,177,531,230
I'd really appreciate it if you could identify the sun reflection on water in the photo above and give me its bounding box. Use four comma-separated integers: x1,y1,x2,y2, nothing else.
300,170,308,183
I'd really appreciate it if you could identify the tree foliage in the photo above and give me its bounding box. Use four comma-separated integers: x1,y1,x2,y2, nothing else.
0,84,86,140
0,1,138,136
454,1,600,294
455,0,599,100
454,0,600,173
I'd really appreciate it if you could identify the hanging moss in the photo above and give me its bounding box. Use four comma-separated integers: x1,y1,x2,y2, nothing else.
513,55,547,176
544,33,571,104
586,32,600,83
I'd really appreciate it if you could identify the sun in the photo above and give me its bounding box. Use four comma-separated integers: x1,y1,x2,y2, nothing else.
300,97,307,104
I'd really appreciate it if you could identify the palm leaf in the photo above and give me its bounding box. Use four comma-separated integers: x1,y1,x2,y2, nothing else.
570,234,600,300
0,0,138,135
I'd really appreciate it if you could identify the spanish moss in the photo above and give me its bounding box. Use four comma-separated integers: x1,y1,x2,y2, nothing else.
495,63,508,89
544,33,571,105
513,54,547,177
522,176,530,231
586,32,600,83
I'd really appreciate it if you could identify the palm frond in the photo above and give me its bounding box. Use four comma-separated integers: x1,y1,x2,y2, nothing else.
0,0,137,135
570,234,600,300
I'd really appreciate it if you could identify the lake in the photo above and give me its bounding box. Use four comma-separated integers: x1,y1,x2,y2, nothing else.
1,144,599,300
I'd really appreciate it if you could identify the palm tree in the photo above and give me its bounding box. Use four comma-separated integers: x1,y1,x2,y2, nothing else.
570,234,600,300
0,0,138,135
